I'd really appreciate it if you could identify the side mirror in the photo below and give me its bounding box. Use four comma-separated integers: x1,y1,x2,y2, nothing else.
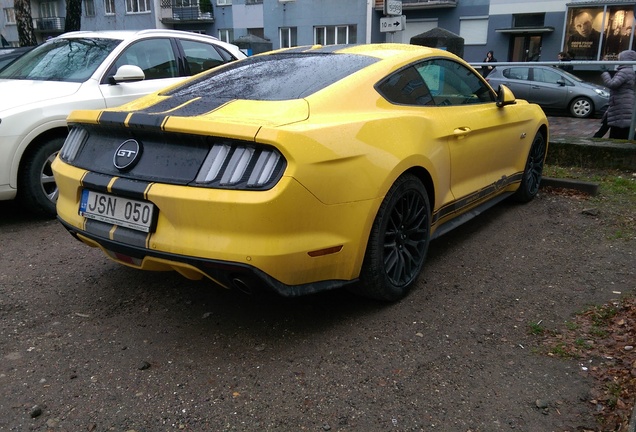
496,84,516,108
109,65,145,84
556,79,566,86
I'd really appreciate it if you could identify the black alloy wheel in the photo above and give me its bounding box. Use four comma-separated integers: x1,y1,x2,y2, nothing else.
354,174,431,302
513,131,547,203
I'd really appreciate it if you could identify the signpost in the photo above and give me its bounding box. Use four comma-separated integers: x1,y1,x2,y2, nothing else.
384,0,402,16
380,15,405,33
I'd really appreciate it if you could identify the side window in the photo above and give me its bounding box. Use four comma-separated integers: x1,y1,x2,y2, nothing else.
376,66,434,106
111,38,177,80
503,67,529,80
180,39,228,74
415,58,495,106
532,67,563,85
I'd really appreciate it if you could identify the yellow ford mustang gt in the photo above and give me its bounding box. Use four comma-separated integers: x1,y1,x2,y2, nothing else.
53,44,548,301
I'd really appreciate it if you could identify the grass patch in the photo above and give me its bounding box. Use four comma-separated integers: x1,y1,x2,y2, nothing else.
543,166,636,239
528,321,545,335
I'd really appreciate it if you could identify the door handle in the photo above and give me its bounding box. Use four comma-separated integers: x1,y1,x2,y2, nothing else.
453,127,472,137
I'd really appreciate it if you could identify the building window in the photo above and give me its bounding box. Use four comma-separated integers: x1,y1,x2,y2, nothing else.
314,25,357,45
248,28,265,39
83,0,95,16
218,29,233,43
280,27,297,48
513,13,545,28
246,0,262,3
4,7,16,24
126,0,150,13
105,0,115,15
40,2,58,18
217,0,231,5
459,17,488,45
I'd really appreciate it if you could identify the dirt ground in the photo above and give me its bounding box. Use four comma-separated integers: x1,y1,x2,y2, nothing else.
0,184,634,431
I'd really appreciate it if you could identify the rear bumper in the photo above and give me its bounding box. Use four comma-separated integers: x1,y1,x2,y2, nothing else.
54,159,380,294
58,218,358,297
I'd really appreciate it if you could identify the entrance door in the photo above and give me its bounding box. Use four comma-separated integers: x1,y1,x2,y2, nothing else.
510,35,543,61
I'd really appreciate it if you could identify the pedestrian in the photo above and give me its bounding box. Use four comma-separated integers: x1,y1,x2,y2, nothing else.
600,49,636,139
593,111,609,138
557,51,574,73
481,50,497,77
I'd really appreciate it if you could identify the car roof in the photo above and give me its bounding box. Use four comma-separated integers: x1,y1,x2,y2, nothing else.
272,43,444,63
57,29,221,43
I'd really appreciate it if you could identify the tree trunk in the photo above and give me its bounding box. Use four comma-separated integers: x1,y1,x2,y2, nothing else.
14,0,37,46
64,0,82,32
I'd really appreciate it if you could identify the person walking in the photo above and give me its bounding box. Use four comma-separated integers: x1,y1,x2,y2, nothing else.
600,49,636,139
557,51,574,73
481,50,497,77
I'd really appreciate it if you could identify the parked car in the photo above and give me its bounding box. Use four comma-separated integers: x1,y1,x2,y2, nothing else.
53,44,548,302
0,29,245,217
0,46,33,70
485,65,609,118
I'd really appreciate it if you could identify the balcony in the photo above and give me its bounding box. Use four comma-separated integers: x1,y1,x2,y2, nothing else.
374,0,457,11
160,0,214,24
35,17,65,32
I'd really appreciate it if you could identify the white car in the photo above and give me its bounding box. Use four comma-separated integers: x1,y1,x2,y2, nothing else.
0,29,245,216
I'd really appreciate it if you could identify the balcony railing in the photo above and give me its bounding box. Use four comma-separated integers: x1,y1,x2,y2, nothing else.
160,0,214,23
375,0,457,10
35,17,65,32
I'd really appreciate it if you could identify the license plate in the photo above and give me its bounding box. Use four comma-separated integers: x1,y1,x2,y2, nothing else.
79,189,156,233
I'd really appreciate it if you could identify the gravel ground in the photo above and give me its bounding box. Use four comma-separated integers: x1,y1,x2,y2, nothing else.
0,185,634,432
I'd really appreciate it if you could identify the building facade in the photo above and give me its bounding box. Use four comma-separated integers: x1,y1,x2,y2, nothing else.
1,0,635,64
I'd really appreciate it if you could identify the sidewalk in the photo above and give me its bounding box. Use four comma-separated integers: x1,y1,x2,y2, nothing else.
545,114,636,170
547,115,602,139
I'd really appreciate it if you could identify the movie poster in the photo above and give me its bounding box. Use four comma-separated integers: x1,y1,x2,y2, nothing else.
601,7,634,60
564,6,635,61
565,7,604,60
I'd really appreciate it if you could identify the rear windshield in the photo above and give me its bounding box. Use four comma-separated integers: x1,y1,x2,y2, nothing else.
0,37,121,82
163,52,378,101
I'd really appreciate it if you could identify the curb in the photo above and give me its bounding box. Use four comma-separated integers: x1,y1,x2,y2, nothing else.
547,138,636,171
540,177,599,195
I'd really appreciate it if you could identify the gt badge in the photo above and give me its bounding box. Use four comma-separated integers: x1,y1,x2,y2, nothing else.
113,139,142,171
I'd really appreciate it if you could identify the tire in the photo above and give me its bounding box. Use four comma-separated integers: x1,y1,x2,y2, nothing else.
569,97,593,118
512,131,546,203
353,174,431,302
18,137,64,218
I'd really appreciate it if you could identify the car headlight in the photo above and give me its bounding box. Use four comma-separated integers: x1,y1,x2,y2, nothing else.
595,89,610,98
59,126,89,163
195,142,286,190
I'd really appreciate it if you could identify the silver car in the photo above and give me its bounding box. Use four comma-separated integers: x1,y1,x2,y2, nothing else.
486,65,609,118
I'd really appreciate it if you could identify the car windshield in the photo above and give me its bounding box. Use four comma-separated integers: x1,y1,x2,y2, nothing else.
0,37,122,82
163,52,378,101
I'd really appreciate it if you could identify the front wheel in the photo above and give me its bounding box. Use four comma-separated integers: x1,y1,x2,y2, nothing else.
569,97,593,118
353,174,431,302
512,132,546,203
18,137,64,218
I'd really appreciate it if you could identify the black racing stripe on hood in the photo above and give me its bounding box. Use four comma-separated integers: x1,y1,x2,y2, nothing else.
98,111,129,127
